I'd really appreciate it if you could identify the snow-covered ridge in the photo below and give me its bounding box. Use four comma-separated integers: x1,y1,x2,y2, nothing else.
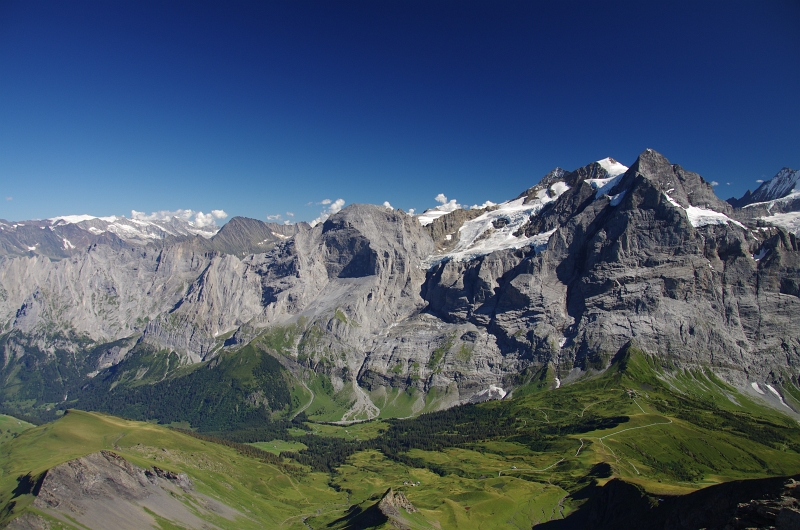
47,210,226,243
416,196,463,227
423,186,568,268
50,214,119,224
596,157,628,177
748,167,800,204
663,192,744,229
421,158,629,268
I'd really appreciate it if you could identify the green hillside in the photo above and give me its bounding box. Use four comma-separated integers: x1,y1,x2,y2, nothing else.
0,410,347,529
2,345,800,528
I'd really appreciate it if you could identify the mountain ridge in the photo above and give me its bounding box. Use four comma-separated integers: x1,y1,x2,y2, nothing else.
1,148,799,425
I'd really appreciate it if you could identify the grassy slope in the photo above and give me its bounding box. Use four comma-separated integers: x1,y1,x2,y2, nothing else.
0,410,347,529
305,347,800,528
0,414,34,444
3,347,800,529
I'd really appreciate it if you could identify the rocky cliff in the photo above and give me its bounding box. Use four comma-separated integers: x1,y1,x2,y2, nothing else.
1,149,799,421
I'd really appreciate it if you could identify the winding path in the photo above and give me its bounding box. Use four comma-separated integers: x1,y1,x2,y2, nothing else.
291,377,315,420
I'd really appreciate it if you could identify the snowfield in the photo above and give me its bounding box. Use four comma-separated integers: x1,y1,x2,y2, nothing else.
421,158,630,268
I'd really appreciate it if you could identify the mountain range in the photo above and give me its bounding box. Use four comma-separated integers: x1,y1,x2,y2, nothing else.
2,148,800,529
0,148,798,425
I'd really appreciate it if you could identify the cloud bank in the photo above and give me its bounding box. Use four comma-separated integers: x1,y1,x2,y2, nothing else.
130,208,228,228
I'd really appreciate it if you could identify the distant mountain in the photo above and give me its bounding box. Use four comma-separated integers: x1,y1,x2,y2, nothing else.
205,216,310,258
0,213,219,260
0,213,312,261
727,167,800,235
729,167,800,207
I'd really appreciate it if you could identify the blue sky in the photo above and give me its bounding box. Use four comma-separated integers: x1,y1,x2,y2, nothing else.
1,1,798,226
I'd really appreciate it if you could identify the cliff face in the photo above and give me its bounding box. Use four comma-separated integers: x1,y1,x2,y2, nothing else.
421,149,799,386
1,149,799,417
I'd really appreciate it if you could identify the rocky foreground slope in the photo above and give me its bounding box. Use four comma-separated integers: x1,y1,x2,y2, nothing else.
7,451,238,530
1,149,798,420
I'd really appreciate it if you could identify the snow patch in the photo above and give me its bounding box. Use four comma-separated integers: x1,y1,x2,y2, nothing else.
759,211,800,235
765,384,792,409
664,192,745,229
609,190,627,206
27,245,36,251
751,382,765,395
62,238,74,250
554,377,561,389
596,157,628,177
423,182,567,267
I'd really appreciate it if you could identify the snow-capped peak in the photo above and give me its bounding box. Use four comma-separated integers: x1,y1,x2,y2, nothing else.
748,167,800,204
596,157,628,177
46,210,227,243
49,214,119,224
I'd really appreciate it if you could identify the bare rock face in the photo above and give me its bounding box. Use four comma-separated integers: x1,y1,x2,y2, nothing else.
1,149,799,419
422,149,800,385
377,487,418,517
6,451,239,530
424,207,493,253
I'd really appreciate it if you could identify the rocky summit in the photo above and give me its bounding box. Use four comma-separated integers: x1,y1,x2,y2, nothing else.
1,149,798,422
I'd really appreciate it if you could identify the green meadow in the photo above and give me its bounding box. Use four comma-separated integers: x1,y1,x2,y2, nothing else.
2,346,800,528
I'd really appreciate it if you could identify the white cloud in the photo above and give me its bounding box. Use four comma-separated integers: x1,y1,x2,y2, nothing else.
286,211,294,217
320,199,332,205
328,198,345,215
266,214,282,221
383,201,393,209
310,198,345,227
130,208,227,228
5,196,11,201
407,208,415,215
131,209,194,222
470,200,496,210
710,181,719,187
756,179,764,183
194,212,219,228
438,199,461,212
726,182,731,185
430,194,462,213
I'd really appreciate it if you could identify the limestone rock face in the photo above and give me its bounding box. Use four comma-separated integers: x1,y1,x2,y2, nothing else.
1,149,799,417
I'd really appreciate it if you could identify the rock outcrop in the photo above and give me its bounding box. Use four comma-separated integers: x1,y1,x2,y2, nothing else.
6,451,239,530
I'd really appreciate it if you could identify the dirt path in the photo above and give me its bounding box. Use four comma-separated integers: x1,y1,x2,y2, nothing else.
291,377,315,420
498,458,564,477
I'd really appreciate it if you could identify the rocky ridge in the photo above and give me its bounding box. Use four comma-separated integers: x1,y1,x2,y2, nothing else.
1,149,799,420
7,450,240,530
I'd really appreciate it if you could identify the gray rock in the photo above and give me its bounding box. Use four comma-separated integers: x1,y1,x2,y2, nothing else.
1,149,799,418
